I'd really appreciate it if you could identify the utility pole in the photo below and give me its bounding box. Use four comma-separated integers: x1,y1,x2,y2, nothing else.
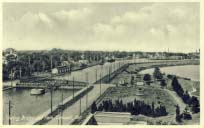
100,74,102,96
51,55,53,70
28,56,31,67
50,86,53,114
119,62,121,68
28,56,31,75
79,98,81,115
8,100,12,125
19,67,22,79
10,69,13,86
73,77,75,99
95,69,97,83
108,66,111,83
113,62,115,72
86,72,88,109
61,93,63,125
101,64,103,76
58,105,60,125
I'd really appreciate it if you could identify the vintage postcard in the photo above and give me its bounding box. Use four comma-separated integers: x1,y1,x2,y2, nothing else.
1,1,201,126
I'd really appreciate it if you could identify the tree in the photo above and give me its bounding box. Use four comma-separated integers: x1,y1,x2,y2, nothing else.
160,80,166,87
91,101,98,113
175,104,182,122
131,76,134,85
143,74,151,85
97,99,168,117
171,77,184,97
190,96,200,113
151,102,155,116
182,91,191,104
183,107,192,120
153,67,163,80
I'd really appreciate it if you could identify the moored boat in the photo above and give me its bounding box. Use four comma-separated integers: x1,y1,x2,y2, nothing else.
30,89,45,95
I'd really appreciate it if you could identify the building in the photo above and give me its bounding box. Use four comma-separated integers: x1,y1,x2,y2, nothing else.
78,59,89,67
168,55,183,60
78,59,89,65
51,66,71,74
136,81,144,86
85,112,132,125
61,61,71,66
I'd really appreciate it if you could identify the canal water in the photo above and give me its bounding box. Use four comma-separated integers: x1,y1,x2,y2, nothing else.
139,65,200,81
3,88,77,125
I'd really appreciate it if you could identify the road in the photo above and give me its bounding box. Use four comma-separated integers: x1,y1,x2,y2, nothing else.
46,84,114,125
164,89,186,112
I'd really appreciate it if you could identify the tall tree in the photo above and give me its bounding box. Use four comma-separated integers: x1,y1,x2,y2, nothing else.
91,101,98,113
153,67,163,80
143,74,151,85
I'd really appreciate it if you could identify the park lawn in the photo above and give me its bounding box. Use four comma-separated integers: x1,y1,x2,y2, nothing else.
110,71,132,85
100,86,178,115
178,79,194,92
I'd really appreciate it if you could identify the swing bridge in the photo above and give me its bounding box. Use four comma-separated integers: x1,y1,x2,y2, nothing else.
15,78,88,90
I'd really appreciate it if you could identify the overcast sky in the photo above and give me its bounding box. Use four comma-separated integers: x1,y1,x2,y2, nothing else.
3,3,200,53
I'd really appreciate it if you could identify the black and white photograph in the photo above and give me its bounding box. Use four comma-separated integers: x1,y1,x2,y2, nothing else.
2,2,200,125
